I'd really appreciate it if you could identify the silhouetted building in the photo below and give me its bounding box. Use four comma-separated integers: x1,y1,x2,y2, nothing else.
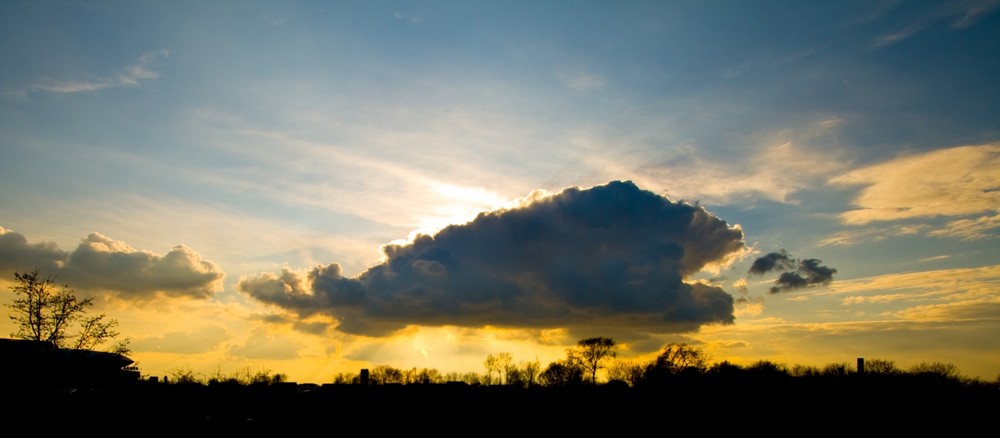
857,357,865,374
0,338,139,390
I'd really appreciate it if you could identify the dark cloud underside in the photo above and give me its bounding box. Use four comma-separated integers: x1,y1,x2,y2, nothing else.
749,249,838,294
239,180,746,337
770,258,838,293
748,250,796,275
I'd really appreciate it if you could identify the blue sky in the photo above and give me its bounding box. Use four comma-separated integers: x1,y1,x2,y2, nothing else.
1,0,998,383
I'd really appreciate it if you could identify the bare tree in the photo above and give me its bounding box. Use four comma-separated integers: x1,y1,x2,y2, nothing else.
497,352,513,385
864,358,901,375
332,371,360,384
910,361,961,379
6,268,124,352
520,358,541,387
484,353,499,385
370,365,405,384
608,359,645,386
404,367,443,384
74,314,121,350
484,352,514,385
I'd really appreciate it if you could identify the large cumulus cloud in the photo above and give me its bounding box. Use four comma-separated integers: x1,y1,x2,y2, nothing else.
0,227,224,300
239,180,747,337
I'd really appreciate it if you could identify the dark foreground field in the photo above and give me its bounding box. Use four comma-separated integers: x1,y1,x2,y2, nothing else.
6,377,997,433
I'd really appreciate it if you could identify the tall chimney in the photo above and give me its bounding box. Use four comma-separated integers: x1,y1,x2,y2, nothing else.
857,357,865,374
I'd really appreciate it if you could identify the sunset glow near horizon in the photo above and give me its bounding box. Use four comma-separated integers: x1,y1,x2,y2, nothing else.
1,1,999,384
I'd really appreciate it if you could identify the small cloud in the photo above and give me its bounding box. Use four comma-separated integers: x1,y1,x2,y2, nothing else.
558,69,606,91
918,255,952,263
748,249,838,294
117,50,170,85
393,11,423,23
710,339,750,349
769,258,838,293
872,23,927,49
262,11,287,26
734,297,764,317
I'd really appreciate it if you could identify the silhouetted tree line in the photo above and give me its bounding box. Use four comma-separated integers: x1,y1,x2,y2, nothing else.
6,270,997,430
137,337,1000,415
5,337,998,432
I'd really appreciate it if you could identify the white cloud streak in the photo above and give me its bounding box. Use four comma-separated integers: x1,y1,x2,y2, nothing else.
872,1,1000,48
827,263,1000,302
830,143,1000,239
23,50,170,95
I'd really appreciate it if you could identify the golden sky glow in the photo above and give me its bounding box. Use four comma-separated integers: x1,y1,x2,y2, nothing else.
1,1,998,383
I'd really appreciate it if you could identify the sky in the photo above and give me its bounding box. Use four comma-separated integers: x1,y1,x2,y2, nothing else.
1,0,999,384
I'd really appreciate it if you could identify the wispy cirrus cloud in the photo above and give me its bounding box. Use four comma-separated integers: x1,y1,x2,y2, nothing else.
929,213,1000,241
818,224,927,246
12,50,170,97
828,264,1000,303
887,299,1000,323
584,118,852,208
830,143,1000,238
558,68,606,91
871,0,1000,49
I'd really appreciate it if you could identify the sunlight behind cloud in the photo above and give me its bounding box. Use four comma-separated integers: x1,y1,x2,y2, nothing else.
239,181,746,338
338,325,570,375
410,182,512,237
